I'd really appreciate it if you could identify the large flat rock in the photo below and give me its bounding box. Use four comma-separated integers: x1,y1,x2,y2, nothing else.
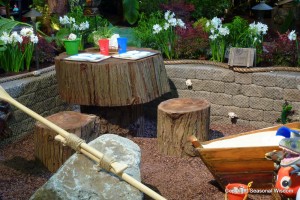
30,134,142,200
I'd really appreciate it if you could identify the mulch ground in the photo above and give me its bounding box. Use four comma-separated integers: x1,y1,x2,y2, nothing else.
0,124,273,200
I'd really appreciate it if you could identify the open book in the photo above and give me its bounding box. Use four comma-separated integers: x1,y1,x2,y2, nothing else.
112,50,157,60
64,53,111,62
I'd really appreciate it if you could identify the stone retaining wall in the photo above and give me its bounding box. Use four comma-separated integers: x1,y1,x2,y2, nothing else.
0,66,76,146
1,64,299,145
165,64,300,128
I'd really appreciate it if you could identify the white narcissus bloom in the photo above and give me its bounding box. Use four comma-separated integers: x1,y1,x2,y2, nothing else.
206,21,210,27
10,31,23,44
218,26,229,36
0,32,11,44
68,33,77,40
211,17,222,29
288,30,297,41
168,18,177,27
69,17,75,24
30,35,39,44
20,28,33,37
228,112,237,119
185,79,192,86
164,22,170,30
59,15,70,25
72,24,79,30
164,10,171,20
153,24,162,34
177,19,186,29
209,34,218,41
79,21,89,31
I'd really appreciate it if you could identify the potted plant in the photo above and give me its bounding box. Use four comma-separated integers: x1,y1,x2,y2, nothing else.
62,33,80,55
88,26,116,47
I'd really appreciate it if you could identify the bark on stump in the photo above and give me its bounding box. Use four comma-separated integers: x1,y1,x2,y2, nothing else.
34,111,99,172
157,98,210,157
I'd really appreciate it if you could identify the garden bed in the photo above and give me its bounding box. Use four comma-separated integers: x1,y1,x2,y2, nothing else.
0,123,272,200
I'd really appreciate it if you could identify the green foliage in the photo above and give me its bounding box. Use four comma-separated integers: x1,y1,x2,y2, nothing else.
0,17,21,35
87,25,115,46
139,0,168,15
186,0,231,19
277,101,294,124
133,12,164,50
279,11,295,34
123,0,139,25
193,18,209,32
225,16,249,47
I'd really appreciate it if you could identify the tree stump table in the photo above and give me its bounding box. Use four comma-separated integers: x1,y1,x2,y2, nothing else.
157,98,210,157
34,111,99,172
55,48,170,136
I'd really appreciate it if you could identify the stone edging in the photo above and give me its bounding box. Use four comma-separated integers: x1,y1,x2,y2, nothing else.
0,65,56,84
164,59,300,73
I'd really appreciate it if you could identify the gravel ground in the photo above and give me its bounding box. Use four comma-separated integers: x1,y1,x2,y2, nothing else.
0,123,274,200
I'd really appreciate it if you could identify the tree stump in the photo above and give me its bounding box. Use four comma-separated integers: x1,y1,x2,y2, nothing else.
34,111,99,172
157,98,210,157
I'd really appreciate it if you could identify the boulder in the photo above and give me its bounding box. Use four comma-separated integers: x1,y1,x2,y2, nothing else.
30,134,142,200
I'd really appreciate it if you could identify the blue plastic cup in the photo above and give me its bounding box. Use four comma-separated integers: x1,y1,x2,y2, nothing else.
117,37,127,54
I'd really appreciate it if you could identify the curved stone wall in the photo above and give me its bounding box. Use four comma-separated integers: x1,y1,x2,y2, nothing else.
1,64,299,145
165,64,300,128
0,66,76,146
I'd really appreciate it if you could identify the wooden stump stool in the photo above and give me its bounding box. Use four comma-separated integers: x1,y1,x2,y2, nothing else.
157,98,210,157
34,111,99,172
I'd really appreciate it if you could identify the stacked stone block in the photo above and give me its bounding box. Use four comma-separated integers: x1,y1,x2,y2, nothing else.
165,64,300,128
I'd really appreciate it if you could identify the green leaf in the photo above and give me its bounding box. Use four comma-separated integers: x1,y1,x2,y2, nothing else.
0,17,21,35
123,0,139,25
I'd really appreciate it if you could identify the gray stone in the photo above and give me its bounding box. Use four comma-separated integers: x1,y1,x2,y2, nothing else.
237,108,264,121
276,72,297,89
232,95,249,108
176,89,197,98
30,134,142,200
263,87,283,100
209,93,232,106
224,83,242,95
235,72,252,85
193,80,225,93
273,100,285,112
194,91,211,101
252,72,277,87
263,111,281,123
195,65,234,82
165,65,197,79
284,89,300,101
249,97,274,111
249,121,273,129
169,78,189,90
241,84,264,97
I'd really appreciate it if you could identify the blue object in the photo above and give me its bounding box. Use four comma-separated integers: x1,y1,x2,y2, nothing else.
117,37,127,54
276,126,291,138
276,126,300,138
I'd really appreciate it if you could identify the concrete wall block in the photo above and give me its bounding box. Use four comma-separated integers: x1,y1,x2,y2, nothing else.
211,105,239,117
169,78,188,90
235,72,252,85
241,84,264,97
210,116,230,124
212,68,235,82
276,72,298,89
233,95,250,108
284,89,300,102
263,87,283,100
264,111,281,123
195,66,216,80
249,121,273,129
165,65,197,79
273,100,285,112
193,80,225,93
193,91,211,102
176,89,198,98
209,93,233,106
249,97,274,111
224,83,242,95
237,108,264,121
252,72,277,87
234,119,251,126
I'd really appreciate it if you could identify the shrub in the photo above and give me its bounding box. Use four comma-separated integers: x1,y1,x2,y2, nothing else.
160,1,195,22
186,0,231,19
263,31,298,67
175,22,209,59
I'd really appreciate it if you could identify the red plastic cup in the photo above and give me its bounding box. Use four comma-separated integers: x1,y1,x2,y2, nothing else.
99,39,109,55
225,183,249,200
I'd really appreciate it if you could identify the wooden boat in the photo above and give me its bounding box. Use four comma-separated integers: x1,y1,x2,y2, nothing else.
190,122,300,191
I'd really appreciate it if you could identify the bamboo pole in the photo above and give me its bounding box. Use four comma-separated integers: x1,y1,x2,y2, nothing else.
0,86,166,200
